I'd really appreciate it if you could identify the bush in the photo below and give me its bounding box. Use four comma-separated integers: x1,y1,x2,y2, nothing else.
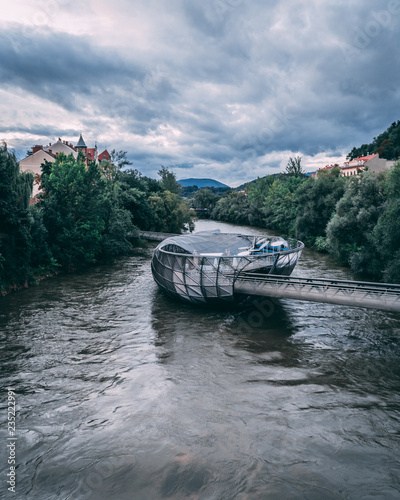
326,172,385,279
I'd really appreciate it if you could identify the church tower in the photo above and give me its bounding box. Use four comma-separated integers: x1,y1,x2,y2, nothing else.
75,134,88,157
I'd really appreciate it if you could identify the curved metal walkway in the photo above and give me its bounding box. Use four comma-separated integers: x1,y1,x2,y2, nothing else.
235,273,400,312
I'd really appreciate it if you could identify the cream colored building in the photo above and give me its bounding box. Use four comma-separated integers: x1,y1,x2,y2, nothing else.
341,154,396,177
19,149,55,196
43,138,78,158
19,137,85,197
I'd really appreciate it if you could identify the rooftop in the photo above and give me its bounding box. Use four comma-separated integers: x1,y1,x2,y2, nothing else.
76,134,87,148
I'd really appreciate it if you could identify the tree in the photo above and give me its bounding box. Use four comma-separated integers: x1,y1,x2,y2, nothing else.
158,166,181,194
295,167,345,246
117,168,162,195
110,149,132,170
191,188,219,211
263,176,306,235
372,161,400,282
117,168,174,230
0,142,34,289
326,172,385,278
375,139,393,159
118,185,155,230
211,192,251,225
39,154,107,271
148,191,194,233
347,144,370,161
285,156,304,176
100,204,136,259
246,175,280,227
28,206,53,271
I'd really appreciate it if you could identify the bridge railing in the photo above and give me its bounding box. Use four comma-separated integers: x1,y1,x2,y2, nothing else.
238,272,400,293
234,273,400,312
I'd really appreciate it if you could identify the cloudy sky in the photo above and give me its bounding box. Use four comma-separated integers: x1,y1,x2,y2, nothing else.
1,0,399,186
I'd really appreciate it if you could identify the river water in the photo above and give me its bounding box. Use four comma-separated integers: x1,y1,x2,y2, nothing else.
1,220,400,500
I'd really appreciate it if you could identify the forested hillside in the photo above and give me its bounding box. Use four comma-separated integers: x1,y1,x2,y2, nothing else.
347,120,400,160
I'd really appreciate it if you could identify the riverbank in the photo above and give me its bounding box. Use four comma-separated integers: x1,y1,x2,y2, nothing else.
0,271,58,297
0,240,152,298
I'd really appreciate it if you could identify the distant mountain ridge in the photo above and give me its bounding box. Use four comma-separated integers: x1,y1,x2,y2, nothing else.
178,178,230,188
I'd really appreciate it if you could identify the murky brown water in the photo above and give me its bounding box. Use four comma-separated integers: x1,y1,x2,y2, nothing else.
1,220,400,499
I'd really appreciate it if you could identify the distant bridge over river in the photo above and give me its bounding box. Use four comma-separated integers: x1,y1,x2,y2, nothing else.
139,230,179,242
139,231,400,312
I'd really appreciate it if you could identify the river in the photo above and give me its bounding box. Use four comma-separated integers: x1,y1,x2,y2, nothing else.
1,220,400,499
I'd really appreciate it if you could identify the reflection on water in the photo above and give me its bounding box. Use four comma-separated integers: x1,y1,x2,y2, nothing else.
0,220,400,499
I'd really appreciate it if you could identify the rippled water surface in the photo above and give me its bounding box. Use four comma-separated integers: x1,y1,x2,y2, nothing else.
1,220,400,499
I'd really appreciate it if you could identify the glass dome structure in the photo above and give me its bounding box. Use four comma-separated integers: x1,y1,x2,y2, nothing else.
151,231,304,305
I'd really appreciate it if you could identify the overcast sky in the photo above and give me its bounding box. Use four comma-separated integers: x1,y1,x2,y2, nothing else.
1,0,399,186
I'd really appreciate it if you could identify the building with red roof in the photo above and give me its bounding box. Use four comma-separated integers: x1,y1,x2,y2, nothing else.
341,153,395,177
98,150,111,162
19,135,114,197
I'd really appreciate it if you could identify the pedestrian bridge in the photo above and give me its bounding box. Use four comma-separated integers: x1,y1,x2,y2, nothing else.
139,230,400,312
235,273,400,313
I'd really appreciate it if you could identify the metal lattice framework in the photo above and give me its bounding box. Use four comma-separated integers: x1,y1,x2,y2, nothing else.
151,233,304,304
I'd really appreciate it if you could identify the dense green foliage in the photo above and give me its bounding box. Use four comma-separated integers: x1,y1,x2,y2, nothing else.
347,120,400,160
211,174,308,233
326,172,385,278
0,143,35,290
262,176,307,235
117,167,194,232
371,164,400,282
0,144,194,292
148,191,195,233
40,153,108,270
295,168,345,246
325,165,400,282
211,192,251,225
191,189,220,212
200,160,400,283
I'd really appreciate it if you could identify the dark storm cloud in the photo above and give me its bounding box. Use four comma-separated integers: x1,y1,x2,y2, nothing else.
171,162,194,170
0,25,145,110
2,0,400,182
0,124,77,138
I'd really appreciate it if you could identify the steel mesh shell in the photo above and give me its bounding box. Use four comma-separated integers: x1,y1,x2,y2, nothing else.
151,232,304,305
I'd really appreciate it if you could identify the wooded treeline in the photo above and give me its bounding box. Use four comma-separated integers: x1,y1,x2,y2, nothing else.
0,144,193,293
189,163,400,283
347,120,400,160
